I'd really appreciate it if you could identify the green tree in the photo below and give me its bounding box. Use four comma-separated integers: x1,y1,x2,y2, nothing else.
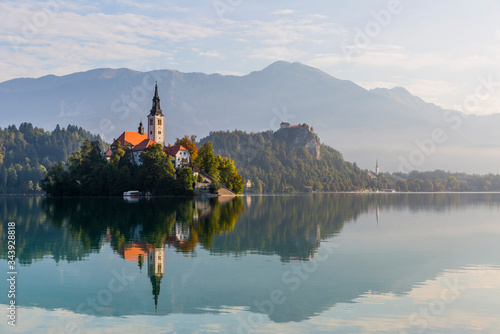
176,167,195,194
446,176,459,191
194,142,220,180
41,161,74,196
138,144,175,194
423,179,434,192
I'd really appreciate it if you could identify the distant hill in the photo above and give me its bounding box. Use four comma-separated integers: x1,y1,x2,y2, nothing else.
199,126,380,193
1,61,500,173
0,123,105,194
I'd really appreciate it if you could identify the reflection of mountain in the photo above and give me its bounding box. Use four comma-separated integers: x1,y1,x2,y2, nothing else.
2,194,500,324
1,193,498,263
0,193,496,264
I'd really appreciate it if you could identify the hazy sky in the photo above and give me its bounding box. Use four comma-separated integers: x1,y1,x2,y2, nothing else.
3,0,500,114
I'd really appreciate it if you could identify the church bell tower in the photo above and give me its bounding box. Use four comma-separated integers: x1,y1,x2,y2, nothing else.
148,83,165,146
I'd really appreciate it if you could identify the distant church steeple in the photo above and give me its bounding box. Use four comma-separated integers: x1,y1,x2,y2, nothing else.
376,159,379,175
150,83,163,116
147,83,165,146
138,121,144,135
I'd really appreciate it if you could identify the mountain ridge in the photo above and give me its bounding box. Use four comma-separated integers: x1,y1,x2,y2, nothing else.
1,61,500,173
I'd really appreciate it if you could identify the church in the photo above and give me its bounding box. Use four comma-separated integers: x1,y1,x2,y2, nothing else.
107,83,191,168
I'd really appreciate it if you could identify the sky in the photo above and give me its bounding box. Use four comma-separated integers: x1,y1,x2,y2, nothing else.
2,0,500,115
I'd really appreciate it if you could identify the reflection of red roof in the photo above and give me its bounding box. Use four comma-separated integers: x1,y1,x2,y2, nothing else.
164,145,188,156
122,244,150,261
133,139,156,151
115,131,148,147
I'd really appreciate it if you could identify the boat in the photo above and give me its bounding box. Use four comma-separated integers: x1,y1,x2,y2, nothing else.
123,190,141,197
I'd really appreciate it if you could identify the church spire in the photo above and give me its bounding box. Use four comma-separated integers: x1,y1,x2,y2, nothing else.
147,83,165,146
150,82,163,116
138,120,144,135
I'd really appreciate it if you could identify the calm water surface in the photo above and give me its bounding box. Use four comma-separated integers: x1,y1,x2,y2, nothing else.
1,193,500,333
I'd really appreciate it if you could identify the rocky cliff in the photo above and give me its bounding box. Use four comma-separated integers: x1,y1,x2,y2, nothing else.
274,123,321,160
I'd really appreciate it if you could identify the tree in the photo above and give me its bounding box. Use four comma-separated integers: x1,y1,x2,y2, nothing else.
423,179,434,192
175,135,198,161
194,142,219,180
138,144,175,194
176,167,195,194
110,140,126,165
209,179,221,194
219,157,244,194
446,176,459,191
41,161,74,196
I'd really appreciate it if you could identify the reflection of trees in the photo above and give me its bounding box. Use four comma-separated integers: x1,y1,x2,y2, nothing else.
0,197,90,264
209,194,365,261
208,193,500,261
0,196,246,264
194,197,245,249
1,193,498,265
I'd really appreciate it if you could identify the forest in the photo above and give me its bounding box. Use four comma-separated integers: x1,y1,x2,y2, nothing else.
200,129,500,193
0,123,105,194
2,123,500,195
41,136,244,196
200,130,377,193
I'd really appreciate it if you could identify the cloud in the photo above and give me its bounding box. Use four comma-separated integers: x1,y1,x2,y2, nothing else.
199,50,223,58
271,9,298,15
0,0,222,80
247,47,307,61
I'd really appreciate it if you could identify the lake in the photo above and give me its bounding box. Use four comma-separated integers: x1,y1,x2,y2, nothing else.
1,193,500,333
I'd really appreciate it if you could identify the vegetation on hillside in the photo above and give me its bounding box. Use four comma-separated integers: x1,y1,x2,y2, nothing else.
200,129,500,193
199,130,375,193
4,122,500,195
382,170,500,192
42,140,195,196
0,123,105,194
41,136,244,196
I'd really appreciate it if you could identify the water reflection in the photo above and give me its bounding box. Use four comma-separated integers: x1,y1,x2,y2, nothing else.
1,193,500,264
0,193,499,331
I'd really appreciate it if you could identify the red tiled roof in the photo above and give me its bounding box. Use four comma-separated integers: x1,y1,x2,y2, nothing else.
103,148,113,157
115,131,148,147
164,145,188,156
133,139,156,151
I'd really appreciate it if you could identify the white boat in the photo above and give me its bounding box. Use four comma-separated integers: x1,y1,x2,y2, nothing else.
123,190,141,197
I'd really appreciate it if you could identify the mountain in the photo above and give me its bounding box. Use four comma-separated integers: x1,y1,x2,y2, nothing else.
199,126,377,193
1,61,500,173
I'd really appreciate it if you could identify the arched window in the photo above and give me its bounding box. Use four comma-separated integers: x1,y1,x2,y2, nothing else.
157,119,162,125
149,119,153,125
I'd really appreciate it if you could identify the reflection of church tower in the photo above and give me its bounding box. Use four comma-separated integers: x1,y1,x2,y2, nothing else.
148,83,165,146
138,253,144,271
148,247,165,311
376,206,380,225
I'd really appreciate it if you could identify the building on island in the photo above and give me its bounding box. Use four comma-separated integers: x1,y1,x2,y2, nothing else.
164,145,190,169
147,84,165,146
110,83,191,168
107,83,236,196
